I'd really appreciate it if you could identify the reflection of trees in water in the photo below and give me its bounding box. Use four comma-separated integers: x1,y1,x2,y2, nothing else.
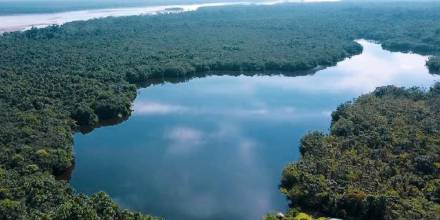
78,114,130,134
56,162,75,181
137,68,323,88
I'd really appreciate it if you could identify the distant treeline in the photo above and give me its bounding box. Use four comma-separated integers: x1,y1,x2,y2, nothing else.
1,2,440,219
0,0,244,15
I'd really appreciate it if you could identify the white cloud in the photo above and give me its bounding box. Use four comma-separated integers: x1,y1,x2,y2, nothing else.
134,101,186,115
168,127,203,144
165,127,204,155
238,138,258,165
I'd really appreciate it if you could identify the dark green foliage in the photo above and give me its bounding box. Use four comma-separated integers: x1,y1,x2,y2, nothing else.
281,84,440,219
0,167,158,220
71,105,98,127
427,57,440,74
1,1,440,219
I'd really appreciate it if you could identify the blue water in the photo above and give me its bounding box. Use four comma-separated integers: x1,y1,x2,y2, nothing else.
71,40,439,220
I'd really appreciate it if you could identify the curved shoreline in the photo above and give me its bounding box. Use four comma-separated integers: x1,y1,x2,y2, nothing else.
2,2,439,218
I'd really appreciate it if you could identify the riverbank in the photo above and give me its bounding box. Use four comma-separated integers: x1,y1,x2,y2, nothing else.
0,0,339,34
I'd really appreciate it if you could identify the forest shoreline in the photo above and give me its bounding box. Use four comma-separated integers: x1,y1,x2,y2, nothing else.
2,2,440,219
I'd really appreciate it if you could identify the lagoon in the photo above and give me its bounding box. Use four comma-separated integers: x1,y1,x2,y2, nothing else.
71,40,439,220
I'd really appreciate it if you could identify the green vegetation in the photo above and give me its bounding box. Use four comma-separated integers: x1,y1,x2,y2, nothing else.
428,57,440,74
1,1,440,219
265,211,328,220
281,84,440,219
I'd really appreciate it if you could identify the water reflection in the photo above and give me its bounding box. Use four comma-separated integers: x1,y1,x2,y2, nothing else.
72,40,439,220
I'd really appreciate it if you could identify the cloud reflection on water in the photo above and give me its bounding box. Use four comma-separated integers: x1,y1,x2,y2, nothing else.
133,40,438,124
135,101,187,115
160,122,271,220
166,126,205,155
189,40,435,95
134,100,330,122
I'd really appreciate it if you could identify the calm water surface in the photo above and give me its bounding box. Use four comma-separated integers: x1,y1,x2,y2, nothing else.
71,40,439,220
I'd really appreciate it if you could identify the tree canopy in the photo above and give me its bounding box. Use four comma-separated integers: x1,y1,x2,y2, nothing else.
280,84,440,219
1,2,440,219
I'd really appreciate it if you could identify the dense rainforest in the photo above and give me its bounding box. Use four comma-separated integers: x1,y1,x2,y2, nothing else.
1,1,440,219
275,84,440,220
